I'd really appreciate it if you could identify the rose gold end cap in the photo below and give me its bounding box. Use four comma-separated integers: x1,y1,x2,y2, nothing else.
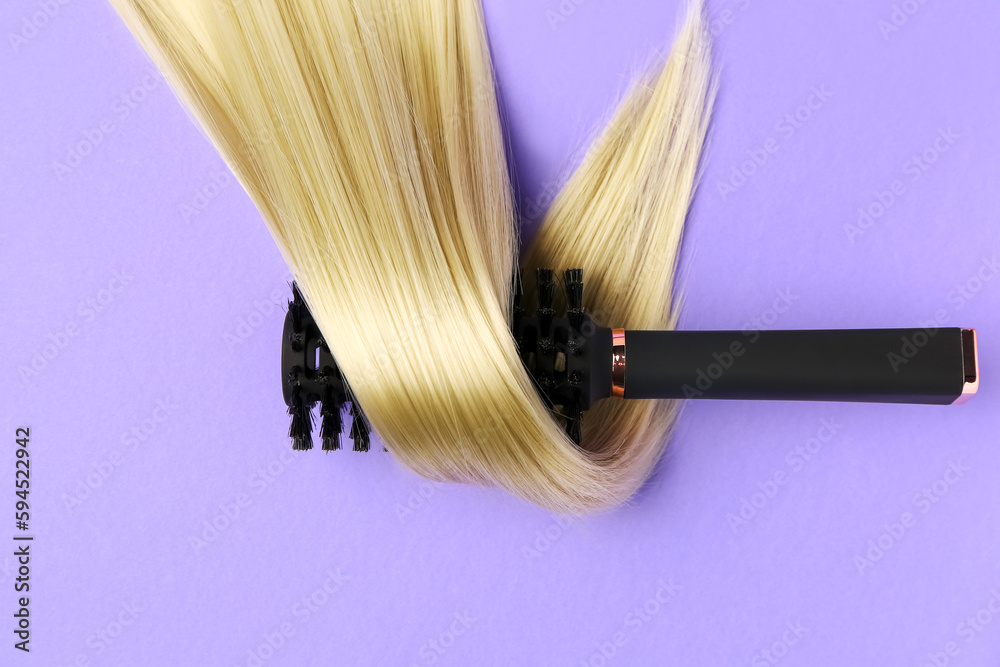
952,328,979,405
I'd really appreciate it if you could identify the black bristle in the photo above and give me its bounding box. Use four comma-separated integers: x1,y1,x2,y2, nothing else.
565,403,583,445
564,269,583,308
349,402,371,452
536,269,554,309
536,268,555,332
319,388,342,452
564,268,584,329
288,282,306,332
288,388,313,451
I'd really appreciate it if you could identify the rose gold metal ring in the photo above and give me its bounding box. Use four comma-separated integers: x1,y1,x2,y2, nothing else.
611,328,626,398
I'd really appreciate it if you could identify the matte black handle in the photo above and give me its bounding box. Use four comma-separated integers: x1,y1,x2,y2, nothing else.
623,328,977,404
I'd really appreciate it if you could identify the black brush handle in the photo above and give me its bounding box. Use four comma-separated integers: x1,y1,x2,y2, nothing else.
623,328,976,404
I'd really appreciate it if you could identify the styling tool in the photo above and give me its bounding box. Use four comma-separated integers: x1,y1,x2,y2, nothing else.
281,270,979,450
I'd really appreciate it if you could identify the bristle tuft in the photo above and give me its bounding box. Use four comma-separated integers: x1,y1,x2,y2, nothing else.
288,389,313,451
564,269,583,308
564,269,584,328
536,268,555,332
320,388,342,452
288,282,306,332
536,268,554,309
350,402,371,452
512,270,523,311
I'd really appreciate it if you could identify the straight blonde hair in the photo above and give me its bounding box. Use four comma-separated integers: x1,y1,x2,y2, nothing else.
108,0,712,513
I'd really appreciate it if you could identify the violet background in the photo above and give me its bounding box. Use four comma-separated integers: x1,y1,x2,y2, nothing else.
2,0,998,665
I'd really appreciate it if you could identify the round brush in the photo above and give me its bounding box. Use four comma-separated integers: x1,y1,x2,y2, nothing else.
281,270,979,450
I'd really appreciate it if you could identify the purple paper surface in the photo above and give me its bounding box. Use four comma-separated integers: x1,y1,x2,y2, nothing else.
2,1,998,665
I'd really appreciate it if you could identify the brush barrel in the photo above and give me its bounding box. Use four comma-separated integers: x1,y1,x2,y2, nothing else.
621,328,977,404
